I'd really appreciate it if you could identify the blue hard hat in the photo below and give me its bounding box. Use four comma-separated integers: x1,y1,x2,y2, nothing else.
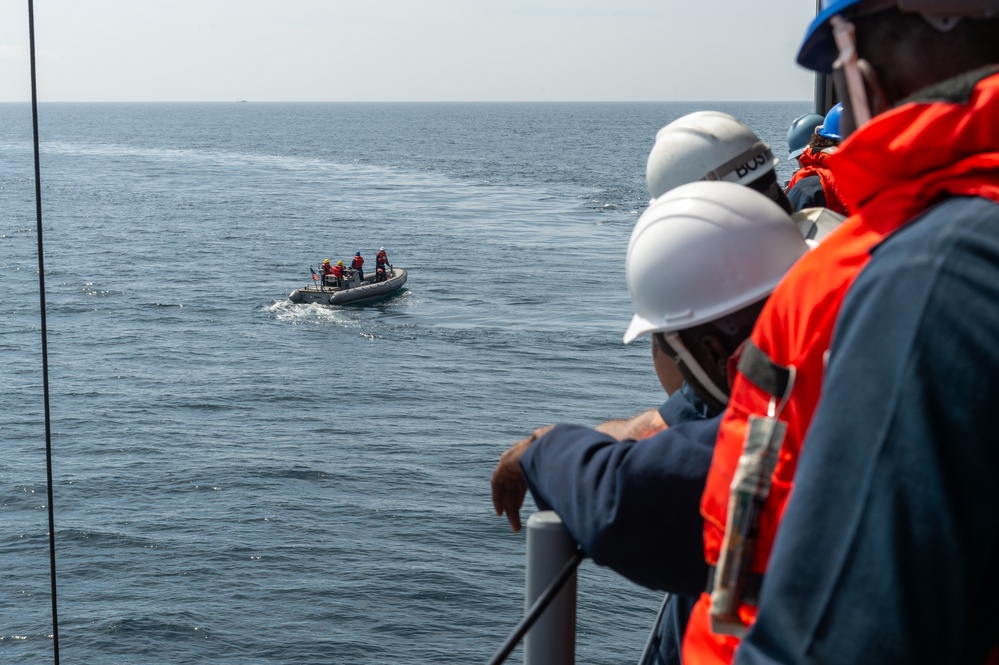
787,113,825,159
817,103,844,141
355,251,361,256
800,1,999,72
797,0,865,73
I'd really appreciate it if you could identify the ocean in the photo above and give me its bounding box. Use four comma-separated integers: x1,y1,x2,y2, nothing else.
0,101,810,664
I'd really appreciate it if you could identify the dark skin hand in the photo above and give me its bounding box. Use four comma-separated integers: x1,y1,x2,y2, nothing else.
492,338,674,533
491,425,554,532
491,400,666,533
491,407,669,533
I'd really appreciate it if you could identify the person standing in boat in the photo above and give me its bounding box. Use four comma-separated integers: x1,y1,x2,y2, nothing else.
351,251,365,281
376,247,390,274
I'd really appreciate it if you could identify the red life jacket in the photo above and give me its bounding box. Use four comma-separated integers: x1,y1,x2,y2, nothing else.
352,256,364,268
322,263,334,275
683,72,999,665
376,251,387,263
331,265,344,278
786,146,851,216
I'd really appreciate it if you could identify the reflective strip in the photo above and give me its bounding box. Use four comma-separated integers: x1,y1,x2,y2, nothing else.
737,340,792,398
706,566,763,607
703,140,774,183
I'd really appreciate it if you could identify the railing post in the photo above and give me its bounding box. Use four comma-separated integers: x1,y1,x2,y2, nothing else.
524,511,577,665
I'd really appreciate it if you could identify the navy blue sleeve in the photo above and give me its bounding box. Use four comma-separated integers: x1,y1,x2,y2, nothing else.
786,175,826,212
736,197,999,665
657,396,673,424
659,383,711,427
519,416,719,597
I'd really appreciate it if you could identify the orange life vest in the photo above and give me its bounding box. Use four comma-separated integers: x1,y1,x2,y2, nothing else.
786,146,850,216
683,71,999,665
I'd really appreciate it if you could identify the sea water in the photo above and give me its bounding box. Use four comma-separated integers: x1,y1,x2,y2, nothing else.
0,101,810,664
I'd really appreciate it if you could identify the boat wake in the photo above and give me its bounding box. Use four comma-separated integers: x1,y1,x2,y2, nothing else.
265,300,379,335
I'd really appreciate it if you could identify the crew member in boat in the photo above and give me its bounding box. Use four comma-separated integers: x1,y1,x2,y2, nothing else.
375,267,387,283
351,251,365,280
376,247,390,273
330,260,345,287
683,4,999,664
321,259,336,286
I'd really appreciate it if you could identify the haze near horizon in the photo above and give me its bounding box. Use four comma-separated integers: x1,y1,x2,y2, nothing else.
0,1,818,103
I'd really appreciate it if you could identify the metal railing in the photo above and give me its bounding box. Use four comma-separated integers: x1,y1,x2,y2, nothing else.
488,512,582,665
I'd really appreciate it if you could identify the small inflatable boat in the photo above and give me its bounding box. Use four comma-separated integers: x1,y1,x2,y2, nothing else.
288,267,407,305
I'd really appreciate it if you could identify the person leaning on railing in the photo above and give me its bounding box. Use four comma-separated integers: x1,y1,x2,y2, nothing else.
491,109,821,665
499,110,797,453
492,181,810,665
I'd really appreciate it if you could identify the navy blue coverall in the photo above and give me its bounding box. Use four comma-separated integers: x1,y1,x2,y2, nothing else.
735,197,999,664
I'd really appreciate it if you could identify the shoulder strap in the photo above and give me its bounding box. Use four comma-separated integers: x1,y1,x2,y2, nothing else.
737,340,792,398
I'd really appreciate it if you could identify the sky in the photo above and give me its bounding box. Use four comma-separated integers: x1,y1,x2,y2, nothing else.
0,1,819,102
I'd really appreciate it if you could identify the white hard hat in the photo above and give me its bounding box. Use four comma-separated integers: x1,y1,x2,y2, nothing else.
646,111,777,201
623,181,808,344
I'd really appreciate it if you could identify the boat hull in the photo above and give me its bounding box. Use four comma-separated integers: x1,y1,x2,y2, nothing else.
289,268,407,305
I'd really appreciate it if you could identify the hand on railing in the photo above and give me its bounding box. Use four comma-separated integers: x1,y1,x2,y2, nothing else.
491,425,554,532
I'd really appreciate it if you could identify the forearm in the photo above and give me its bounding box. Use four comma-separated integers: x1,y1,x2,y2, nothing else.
593,408,667,441
520,419,717,596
